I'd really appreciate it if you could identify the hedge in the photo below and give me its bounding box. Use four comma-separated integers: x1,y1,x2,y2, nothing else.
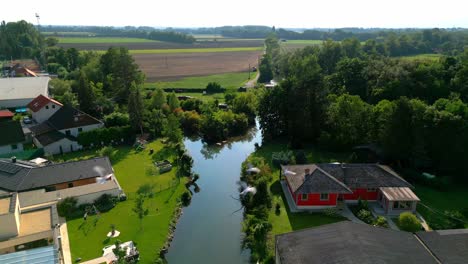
77,126,135,147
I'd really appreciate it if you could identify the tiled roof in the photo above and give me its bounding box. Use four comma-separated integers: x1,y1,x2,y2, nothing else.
0,109,14,118
0,120,25,146
34,130,76,146
0,157,113,192
47,105,102,130
27,94,62,112
417,229,468,264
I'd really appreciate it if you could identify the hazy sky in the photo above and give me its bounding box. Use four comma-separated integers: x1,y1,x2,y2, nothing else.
1,0,467,28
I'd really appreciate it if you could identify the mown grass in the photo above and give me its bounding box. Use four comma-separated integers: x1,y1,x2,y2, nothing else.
55,141,186,263
126,47,263,54
58,37,159,44
146,72,253,90
398,53,442,61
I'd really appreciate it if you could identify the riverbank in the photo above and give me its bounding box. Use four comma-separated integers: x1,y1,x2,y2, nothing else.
53,140,187,263
241,142,350,261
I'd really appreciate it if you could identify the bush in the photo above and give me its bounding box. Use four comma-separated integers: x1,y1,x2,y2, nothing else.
323,207,339,217
374,216,389,228
272,151,294,168
205,82,224,93
398,212,422,232
181,191,191,207
96,146,116,161
57,197,78,218
94,194,117,212
357,198,369,211
294,150,307,164
357,209,374,224
78,126,135,147
104,112,130,127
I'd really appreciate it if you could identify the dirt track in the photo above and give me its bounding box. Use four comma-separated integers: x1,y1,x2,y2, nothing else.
134,51,262,81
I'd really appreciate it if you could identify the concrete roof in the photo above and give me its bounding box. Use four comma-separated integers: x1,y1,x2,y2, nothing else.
0,196,11,215
417,229,468,264
19,208,52,236
380,187,420,201
276,221,439,264
0,77,50,101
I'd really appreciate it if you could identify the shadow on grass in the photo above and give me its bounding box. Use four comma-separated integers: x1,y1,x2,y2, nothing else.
152,146,177,163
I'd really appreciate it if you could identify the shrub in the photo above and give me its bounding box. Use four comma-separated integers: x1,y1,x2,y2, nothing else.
398,212,422,232
57,197,78,218
323,207,340,217
96,146,116,161
78,126,134,147
181,191,191,207
205,82,224,93
104,112,130,127
94,194,117,212
272,151,294,168
374,216,389,228
357,198,369,211
357,209,374,224
294,150,308,164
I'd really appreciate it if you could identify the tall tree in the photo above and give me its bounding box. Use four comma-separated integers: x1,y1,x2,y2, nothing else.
76,71,96,114
167,92,180,111
132,194,149,230
127,83,144,134
151,88,167,109
163,114,183,144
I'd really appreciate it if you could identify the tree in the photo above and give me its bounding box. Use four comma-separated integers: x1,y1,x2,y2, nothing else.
60,91,78,107
167,92,180,111
104,112,130,127
205,82,223,93
163,114,183,144
232,92,257,124
127,83,144,134
76,71,96,114
151,88,167,109
148,109,166,137
132,194,149,229
398,212,422,232
258,55,273,83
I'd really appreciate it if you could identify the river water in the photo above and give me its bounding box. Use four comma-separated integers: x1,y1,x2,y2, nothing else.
165,124,261,264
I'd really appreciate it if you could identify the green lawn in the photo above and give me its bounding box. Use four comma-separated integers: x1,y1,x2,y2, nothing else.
399,54,442,61
58,37,159,44
146,72,254,90
55,141,186,263
282,40,323,45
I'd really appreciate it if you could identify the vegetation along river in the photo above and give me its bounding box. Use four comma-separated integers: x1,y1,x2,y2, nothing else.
166,123,261,263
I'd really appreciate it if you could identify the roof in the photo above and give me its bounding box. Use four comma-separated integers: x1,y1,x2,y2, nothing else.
380,187,420,201
0,157,113,192
417,229,468,264
0,196,11,214
34,130,75,146
0,110,14,118
282,164,352,194
0,77,50,101
47,105,102,130
27,94,63,112
0,245,59,264
0,121,25,146
18,208,52,236
276,221,439,264
317,163,413,189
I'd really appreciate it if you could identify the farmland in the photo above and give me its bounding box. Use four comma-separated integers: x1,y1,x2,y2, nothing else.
134,50,261,82
57,37,159,43
145,72,255,90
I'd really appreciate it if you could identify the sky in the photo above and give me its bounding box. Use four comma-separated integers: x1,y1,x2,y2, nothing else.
1,0,467,28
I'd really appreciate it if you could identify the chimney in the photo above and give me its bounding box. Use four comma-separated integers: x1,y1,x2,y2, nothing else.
11,156,16,163
304,168,310,175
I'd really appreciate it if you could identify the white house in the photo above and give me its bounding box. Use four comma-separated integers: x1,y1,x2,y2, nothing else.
0,77,50,109
27,94,63,123
0,121,25,156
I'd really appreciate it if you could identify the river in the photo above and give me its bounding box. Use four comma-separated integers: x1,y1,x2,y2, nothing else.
165,124,262,264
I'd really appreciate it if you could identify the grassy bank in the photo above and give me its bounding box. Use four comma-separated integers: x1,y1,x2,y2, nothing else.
55,141,186,263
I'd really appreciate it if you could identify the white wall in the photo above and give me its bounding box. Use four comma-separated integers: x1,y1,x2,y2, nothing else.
42,138,82,155
31,102,61,123
59,123,103,138
0,143,24,156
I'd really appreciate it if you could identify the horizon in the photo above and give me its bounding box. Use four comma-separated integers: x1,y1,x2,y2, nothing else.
1,0,468,28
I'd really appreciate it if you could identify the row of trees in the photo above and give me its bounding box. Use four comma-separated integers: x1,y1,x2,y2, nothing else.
258,35,468,181
0,20,44,60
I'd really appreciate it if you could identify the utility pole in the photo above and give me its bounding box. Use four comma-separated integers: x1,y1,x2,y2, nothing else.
35,13,46,70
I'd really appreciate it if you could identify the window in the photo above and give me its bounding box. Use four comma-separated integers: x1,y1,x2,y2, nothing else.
52,104,55,109
68,183,74,188
11,144,17,150
320,193,329,200
393,201,412,209
78,128,83,133
367,188,377,192
301,194,308,201
65,130,71,136
45,105,49,109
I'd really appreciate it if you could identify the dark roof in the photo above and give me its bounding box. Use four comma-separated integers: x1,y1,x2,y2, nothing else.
34,130,76,146
0,121,25,146
276,221,438,264
27,94,63,112
0,157,113,192
47,105,101,130
318,163,413,189
282,164,352,194
417,229,468,264
30,122,55,135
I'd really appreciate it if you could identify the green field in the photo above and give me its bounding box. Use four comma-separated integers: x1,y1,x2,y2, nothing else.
282,39,323,45
56,141,186,263
58,37,159,44
146,72,254,90
126,47,262,54
43,32,96,37
399,54,442,61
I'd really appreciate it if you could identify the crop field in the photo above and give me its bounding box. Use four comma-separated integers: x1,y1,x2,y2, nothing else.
57,37,159,43
134,50,262,81
280,39,324,52
58,39,264,50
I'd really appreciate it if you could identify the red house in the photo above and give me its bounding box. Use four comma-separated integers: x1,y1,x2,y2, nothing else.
281,163,420,215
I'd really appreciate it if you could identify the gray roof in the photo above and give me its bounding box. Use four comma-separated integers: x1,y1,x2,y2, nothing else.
417,229,468,264
276,221,439,264
34,130,76,146
317,163,413,189
0,77,50,101
0,120,25,146
0,157,113,192
282,164,352,194
47,105,102,130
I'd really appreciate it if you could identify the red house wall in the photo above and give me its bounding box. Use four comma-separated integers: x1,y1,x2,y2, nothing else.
295,193,338,206
343,188,378,201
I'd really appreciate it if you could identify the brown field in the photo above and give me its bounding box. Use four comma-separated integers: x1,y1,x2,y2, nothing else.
134,51,262,81
59,39,264,50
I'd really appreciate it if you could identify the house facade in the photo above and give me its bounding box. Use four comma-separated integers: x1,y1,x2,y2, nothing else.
27,94,63,123
282,163,419,215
